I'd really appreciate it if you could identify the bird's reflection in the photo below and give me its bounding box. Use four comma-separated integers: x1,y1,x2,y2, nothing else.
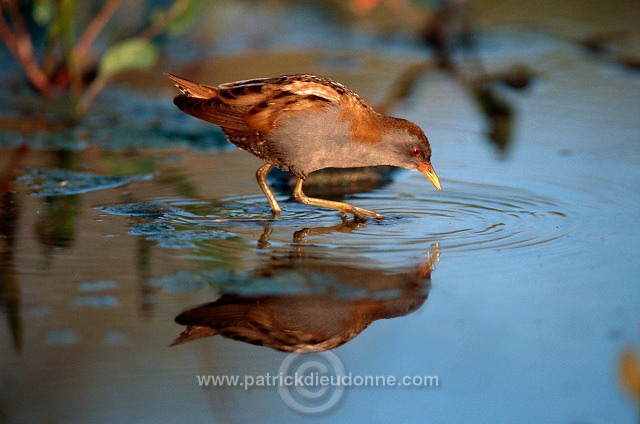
173,220,439,353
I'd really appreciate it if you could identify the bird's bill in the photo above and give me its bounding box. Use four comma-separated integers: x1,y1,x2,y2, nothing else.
418,163,442,190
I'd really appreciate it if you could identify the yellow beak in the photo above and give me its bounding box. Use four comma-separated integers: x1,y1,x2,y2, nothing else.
418,163,442,190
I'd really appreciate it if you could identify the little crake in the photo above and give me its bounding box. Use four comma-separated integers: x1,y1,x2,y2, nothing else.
167,73,441,219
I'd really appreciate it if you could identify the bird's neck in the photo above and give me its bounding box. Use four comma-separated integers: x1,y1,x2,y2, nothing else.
346,109,395,145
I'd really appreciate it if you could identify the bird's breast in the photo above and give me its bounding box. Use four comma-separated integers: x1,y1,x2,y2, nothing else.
267,106,386,177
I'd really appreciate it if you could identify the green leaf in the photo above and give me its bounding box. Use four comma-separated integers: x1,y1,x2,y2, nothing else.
166,0,207,37
98,39,159,79
32,0,55,26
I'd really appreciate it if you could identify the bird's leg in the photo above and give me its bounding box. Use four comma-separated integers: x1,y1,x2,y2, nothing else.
292,178,384,220
257,224,273,249
256,164,281,216
293,218,365,244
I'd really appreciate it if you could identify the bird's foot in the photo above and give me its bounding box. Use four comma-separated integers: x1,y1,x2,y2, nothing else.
292,177,384,221
343,204,384,220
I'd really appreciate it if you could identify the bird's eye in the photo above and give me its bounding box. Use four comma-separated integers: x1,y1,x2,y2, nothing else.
411,147,421,156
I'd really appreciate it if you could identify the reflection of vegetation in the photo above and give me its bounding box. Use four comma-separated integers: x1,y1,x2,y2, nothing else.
0,198,21,351
0,146,29,353
32,151,81,253
155,168,198,199
582,31,640,71
104,154,156,177
421,0,518,155
472,84,512,152
620,347,640,420
343,0,534,155
0,0,204,114
36,195,81,248
136,236,155,316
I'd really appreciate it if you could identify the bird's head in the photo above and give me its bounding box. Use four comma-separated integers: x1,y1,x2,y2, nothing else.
382,118,441,190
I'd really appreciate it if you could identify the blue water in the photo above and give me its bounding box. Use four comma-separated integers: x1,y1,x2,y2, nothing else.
1,2,640,423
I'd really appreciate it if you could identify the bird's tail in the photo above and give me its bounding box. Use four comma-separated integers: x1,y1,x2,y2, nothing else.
165,73,218,99
170,325,219,346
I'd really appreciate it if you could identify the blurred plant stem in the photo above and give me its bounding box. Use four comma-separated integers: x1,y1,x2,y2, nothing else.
72,0,123,69
0,0,203,116
0,0,51,96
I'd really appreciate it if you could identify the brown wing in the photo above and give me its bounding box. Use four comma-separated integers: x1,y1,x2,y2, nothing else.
168,73,370,134
231,74,372,133
172,95,252,132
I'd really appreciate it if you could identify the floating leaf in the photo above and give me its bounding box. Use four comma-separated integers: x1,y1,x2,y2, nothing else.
100,201,179,217
18,168,152,196
98,39,159,79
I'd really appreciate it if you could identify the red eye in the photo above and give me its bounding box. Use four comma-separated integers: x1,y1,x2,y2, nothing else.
411,147,421,156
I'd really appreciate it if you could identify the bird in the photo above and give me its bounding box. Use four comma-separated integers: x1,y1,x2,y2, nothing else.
170,241,440,352
171,291,429,353
167,73,441,219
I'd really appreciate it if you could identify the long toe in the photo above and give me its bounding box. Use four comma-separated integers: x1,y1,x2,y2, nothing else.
349,205,384,220
349,207,366,220
293,178,384,220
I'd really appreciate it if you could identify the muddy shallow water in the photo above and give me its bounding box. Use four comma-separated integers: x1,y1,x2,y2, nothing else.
1,3,640,423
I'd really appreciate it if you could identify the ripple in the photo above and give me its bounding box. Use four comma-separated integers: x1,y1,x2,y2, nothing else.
168,194,336,225
346,179,573,255
214,178,571,255
99,179,572,256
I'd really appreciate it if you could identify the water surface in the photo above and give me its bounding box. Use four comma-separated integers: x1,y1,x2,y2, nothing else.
1,3,640,423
